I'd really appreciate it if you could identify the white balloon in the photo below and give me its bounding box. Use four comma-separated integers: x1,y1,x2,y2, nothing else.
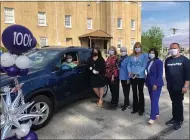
0,52,15,67
15,55,30,69
15,121,31,139
11,54,18,59
4,129,16,139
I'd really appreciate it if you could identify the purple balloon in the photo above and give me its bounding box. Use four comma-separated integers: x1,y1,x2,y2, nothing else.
4,65,20,77
22,131,38,140
0,65,5,73
19,68,29,76
31,37,37,48
2,24,35,55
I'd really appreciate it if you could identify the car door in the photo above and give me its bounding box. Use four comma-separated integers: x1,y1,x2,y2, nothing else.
76,49,92,92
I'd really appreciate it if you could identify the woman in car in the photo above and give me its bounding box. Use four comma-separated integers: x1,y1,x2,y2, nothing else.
62,54,77,68
87,47,106,107
105,46,119,107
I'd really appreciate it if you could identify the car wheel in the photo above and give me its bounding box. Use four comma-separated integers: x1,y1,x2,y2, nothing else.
29,95,54,130
103,85,108,98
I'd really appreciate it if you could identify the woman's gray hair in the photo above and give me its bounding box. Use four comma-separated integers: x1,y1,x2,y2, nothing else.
120,46,127,52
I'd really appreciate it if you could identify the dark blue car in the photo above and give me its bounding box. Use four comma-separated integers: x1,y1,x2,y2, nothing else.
0,46,108,130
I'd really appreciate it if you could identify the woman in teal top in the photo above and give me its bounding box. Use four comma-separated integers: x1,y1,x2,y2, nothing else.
127,42,148,116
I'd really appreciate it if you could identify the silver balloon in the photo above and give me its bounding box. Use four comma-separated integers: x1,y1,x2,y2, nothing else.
0,81,43,140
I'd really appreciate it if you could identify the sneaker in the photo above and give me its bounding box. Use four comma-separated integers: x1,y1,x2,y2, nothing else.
165,118,176,126
121,105,130,111
174,122,183,130
148,119,155,125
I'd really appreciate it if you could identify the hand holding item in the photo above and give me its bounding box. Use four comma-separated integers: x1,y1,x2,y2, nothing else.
89,67,92,70
92,70,99,74
182,87,188,94
129,72,133,77
152,85,157,91
132,74,136,79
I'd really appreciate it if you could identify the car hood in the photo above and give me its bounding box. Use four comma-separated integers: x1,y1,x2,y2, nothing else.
0,69,44,88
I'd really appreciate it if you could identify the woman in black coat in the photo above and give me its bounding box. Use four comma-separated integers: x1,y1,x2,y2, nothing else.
87,47,106,107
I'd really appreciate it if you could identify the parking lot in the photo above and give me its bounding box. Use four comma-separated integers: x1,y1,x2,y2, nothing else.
36,85,189,139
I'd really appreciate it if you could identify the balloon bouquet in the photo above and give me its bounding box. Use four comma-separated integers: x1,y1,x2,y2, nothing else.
0,25,41,140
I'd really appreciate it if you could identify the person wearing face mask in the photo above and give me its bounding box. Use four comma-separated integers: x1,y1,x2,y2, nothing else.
87,47,106,107
145,48,164,125
105,46,119,107
118,47,131,111
127,42,148,116
62,54,77,68
165,43,190,130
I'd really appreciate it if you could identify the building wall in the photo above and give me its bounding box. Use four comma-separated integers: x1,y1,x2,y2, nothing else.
0,1,141,53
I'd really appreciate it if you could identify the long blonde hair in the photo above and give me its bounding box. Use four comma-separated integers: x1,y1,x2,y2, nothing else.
132,42,143,56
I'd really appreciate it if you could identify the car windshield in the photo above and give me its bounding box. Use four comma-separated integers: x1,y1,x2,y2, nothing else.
26,49,60,69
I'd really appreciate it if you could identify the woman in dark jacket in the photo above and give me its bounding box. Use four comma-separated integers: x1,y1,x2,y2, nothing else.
87,47,106,107
145,48,164,125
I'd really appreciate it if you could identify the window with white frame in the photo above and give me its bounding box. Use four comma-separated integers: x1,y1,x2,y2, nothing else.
131,39,135,49
117,18,122,29
65,15,72,28
38,12,46,26
131,20,135,30
117,38,122,49
4,8,15,23
40,37,48,48
87,18,92,29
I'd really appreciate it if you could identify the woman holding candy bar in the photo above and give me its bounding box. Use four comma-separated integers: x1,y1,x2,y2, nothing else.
127,42,148,116
87,47,106,107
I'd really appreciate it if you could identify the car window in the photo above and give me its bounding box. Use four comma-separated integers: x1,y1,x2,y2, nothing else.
79,50,91,64
26,49,60,70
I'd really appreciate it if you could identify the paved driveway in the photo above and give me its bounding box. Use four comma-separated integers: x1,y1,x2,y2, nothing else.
36,86,189,139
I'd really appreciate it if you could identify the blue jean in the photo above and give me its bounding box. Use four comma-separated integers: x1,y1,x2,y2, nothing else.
147,85,162,120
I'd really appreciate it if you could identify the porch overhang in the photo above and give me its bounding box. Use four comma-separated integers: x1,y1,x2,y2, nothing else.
79,30,112,40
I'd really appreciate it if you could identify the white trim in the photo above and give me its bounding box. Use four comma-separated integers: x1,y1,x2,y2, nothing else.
4,7,15,24
65,15,72,28
131,19,135,30
117,38,122,49
117,18,122,29
39,37,48,48
38,12,47,26
87,18,93,29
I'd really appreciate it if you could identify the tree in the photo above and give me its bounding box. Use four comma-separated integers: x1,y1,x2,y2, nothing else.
141,26,164,53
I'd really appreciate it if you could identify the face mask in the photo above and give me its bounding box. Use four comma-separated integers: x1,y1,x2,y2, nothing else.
121,52,127,56
149,54,155,59
170,49,178,56
135,48,141,53
67,59,72,63
109,50,114,55
93,52,98,56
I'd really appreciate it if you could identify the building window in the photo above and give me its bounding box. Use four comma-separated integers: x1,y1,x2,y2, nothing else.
131,20,135,30
131,39,135,49
38,12,47,26
4,8,15,23
117,38,122,49
87,18,93,29
117,18,122,29
40,37,48,48
65,15,72,28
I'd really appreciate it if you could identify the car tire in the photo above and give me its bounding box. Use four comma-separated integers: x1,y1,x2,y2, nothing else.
103,85,108,98
29,95,54,130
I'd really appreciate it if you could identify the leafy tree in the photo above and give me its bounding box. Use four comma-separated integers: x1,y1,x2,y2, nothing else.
141,26,164,53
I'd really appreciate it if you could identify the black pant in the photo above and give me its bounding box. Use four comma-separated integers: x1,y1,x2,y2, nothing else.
121,80,130,106
168,89,184,123
108,78,120,104
130,78,145,113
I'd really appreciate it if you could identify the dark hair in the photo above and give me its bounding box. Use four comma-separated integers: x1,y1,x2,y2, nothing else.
148,48,159,60
91,47,103,58
170,42,180,48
